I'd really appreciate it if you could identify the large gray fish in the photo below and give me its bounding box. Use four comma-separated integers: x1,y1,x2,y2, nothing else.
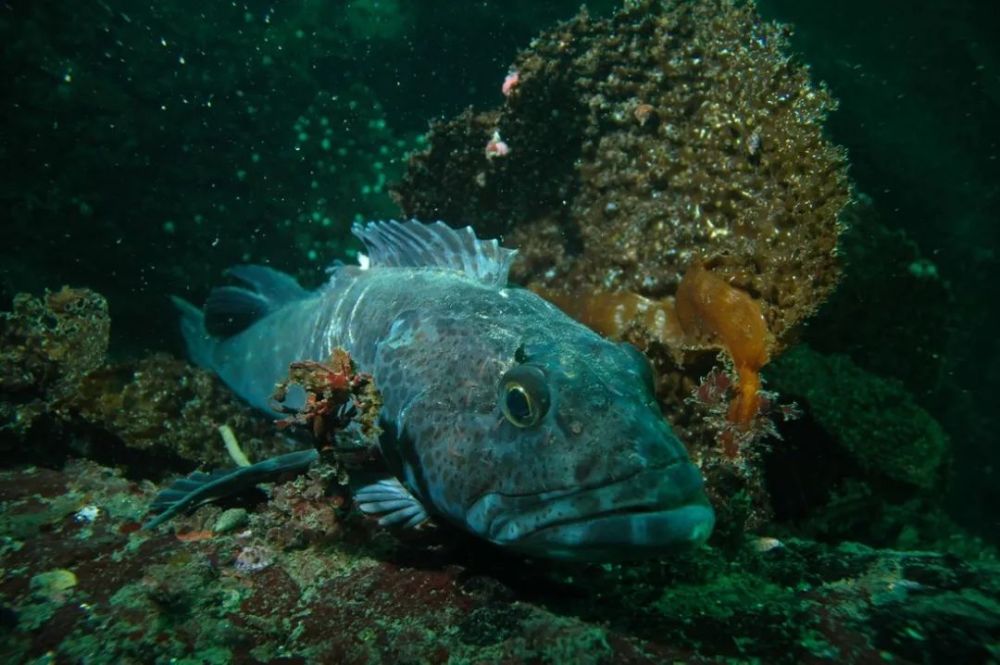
172,220,714,560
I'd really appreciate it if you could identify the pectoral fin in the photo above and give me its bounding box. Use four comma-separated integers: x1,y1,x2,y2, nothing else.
143,449,319,529
353,476,429,529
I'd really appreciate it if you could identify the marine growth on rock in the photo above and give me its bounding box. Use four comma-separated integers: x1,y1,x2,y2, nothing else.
395,0,850,354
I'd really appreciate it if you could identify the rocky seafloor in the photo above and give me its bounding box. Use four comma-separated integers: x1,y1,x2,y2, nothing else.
2,456,998,664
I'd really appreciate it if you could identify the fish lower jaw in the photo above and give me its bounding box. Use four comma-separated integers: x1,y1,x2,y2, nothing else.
464,461,715,561
497,502,715,562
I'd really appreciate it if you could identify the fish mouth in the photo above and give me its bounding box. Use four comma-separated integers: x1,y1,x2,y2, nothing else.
466,461,715,561
511,501,714,561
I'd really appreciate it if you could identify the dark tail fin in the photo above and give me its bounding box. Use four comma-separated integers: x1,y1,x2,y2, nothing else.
171,295,215,370
203,264,309,337
172,265,308,366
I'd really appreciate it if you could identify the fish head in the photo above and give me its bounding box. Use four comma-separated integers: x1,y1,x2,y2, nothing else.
420,325,715,561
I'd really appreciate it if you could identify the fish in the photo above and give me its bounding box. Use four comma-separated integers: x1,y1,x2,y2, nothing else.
165,220,714,561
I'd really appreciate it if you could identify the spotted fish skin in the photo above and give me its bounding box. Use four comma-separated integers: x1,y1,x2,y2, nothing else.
176,220,714,560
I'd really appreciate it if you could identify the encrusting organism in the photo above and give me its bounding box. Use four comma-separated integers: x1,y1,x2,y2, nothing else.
534,259,798,462
674,261,799,459
270,347,382,451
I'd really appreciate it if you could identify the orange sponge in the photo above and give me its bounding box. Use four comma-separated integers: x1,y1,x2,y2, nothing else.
675,262,773,431
533,262,775,457
531,287,682,346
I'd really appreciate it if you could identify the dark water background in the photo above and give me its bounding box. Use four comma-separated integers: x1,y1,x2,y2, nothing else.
1,0,997,544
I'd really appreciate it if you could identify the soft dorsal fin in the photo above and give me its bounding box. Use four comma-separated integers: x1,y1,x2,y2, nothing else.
351,220,518,287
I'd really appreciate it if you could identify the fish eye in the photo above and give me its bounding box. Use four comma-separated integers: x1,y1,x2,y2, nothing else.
498,365,550,428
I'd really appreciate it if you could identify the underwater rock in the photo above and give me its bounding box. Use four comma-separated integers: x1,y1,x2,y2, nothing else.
0,288,111,455
257,465,349,550
395,0,849,353
766,345,949,491
67,353,288,470
758,344,958,547
0,287,109,402
0,289,288,471
212,507,248,534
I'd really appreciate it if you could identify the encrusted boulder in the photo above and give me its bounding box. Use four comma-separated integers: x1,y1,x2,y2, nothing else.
395,0,849,351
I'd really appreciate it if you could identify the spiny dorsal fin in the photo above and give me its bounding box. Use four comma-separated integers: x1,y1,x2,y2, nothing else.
351,220,517,287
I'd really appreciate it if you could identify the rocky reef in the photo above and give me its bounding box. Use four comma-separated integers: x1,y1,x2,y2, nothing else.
0,288,290,472
1,459,997,663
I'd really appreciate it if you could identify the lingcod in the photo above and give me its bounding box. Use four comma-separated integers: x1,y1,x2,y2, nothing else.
168,220,714,560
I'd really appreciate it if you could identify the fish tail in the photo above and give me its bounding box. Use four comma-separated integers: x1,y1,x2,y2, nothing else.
170,295,215,370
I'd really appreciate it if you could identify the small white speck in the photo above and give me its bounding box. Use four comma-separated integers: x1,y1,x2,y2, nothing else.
74,505,100,523
753,536,784,552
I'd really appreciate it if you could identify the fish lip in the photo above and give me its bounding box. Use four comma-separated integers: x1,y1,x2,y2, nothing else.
516,502,715,561
468,460,713,557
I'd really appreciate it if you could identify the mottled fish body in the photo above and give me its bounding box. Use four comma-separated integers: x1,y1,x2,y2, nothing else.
175,220,714,560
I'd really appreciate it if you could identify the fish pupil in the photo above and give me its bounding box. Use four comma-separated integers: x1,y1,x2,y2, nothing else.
506,385,532,422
